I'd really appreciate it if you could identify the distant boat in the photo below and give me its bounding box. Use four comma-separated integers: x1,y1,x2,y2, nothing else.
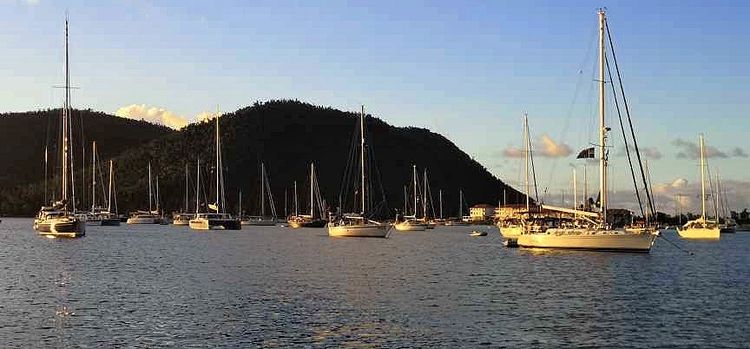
242,162,277,226
395,165,427,231
85,142,120,226
288,162,328,228
497,114,536,240
127,162,163,224
172,163,193,226
677,134,720,240
470,230,487,237
516,9,658,252
444,190,470,226
33,17,85,238
99,159,121,226
189,112,241,230
328,106,391,238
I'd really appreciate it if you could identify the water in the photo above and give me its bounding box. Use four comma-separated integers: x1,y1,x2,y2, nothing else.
0,217,748,348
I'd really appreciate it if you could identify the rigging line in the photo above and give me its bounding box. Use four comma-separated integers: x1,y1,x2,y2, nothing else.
527,122,540,204
605,20,655,218
658,234,694,255
605,57,645,218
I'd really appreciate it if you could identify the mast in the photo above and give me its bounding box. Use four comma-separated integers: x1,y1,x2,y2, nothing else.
91,141,96,210
412,164,418,217
148,161,153,213
459,189,464,218
598,8,608,224
360,105,366,215
195,159,200,214
523,113,530,212
61,16,70,207
714,172,720,221
156,175,160,214
699,134,706,219
107,159,113,213
215,113,220,213
239,190,242,216
184,163,189,212
261,163,266,216
423,168,428,219
573,168,578,217
403,185,407,215
44,146,48,204
294,180,298,216
310,163,315,217
439,189,443,219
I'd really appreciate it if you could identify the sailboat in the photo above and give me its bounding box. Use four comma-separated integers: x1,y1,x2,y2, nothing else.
445,190,470,226
126,162,163,224
242,162,277,226
421,168,437,229
288,162,328,228
328,106,391,237
677,135,720,239
189,113,241,230
497,114,537,240
517,9,658,252
33,16,86,238
172,163,193,225
98,159,121,226
85,142,120,226
395,164,428,231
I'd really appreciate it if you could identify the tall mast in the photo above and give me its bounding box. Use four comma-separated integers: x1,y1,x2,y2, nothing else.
61,16,70,205
44,146,48,204
423,169,428,219
195,159,200,214
360,105,366,215
523,113,530,212
412,164,418,217
107,159,113,213
91,141,96,210
310,163,315,217
439,189,443,219
598,8,608,224
156,175,160,213
215,113,220,212
261,163,266,216
573,168,578,216
294,180,298,216
148,161,152,212
699,134,706,219
459,189,463,218
715,172,720,220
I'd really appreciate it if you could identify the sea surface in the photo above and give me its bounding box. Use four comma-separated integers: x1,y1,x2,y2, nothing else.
0,217,748,348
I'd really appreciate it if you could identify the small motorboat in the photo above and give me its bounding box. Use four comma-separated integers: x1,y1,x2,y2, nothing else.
470,230,487,237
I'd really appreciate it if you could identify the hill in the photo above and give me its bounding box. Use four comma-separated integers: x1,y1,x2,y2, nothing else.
0,101,525,216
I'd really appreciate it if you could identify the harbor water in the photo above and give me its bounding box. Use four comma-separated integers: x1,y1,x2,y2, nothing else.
0,218,748,348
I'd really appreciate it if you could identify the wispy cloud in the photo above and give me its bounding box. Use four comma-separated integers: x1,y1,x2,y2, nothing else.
500,134,571,158
501,146,525,158
671,138,745,159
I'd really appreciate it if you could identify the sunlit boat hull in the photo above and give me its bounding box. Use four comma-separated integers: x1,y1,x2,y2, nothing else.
126,217,162,224
517,229,657,252
289,218,327,228
677,227,720,240
498,225,523,239
328,224,389,237
34,217,86,238
394,221,427,231
189,218,241,230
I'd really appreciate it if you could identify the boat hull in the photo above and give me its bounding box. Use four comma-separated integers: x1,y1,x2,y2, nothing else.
34,218,86,238
289,219,327,228
241,219,276,226
498,225,523,239
100,218,121,226
328,224,390,238
394,222,427,231
517,230,657,252
189,218,241,230
126,217,162,224
677,227,720,239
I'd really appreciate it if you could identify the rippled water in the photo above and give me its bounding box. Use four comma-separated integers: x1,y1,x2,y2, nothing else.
0,217,748,348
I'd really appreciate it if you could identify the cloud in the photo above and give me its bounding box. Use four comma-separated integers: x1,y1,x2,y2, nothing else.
672,138,735,159
617,145,663,160
501,146,525,158
115,104,190,129
195,111,218,123
537,134,572,158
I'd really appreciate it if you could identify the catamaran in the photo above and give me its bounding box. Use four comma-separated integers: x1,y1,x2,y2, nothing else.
328,106,391,237
288,162,328,228
516,9,658,252
33,16,85,238
677,135,720,239
189,112,241,230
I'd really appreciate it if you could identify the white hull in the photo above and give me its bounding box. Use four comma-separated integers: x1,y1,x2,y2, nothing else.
328,224,390,237
126,217,161,224
394,221,427,231
189,218,217,230
677,227,720,240
173,219,190,226
517,229,657,252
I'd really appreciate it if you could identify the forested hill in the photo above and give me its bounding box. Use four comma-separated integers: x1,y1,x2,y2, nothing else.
0,109,173,189
0,101,525,216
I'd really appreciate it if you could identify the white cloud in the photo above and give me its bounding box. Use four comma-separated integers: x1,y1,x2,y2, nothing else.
501,146,525,158
195,111,217,123
537,134,572,158
115,104,190,129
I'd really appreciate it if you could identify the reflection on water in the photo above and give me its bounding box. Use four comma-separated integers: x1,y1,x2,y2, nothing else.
0,218,747,347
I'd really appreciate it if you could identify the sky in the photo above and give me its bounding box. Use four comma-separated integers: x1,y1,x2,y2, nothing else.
2,0,750,214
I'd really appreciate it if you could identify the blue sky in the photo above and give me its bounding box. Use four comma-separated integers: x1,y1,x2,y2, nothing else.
2,0,750,212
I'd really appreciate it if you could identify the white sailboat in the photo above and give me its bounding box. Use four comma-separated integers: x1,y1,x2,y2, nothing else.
328,106,391,237
172,163,193,225
242,162,278,226
497,113,535,240
33,16,85,238
517,9,658,252
395,164,428,231
677,135,720,239
189,112,241,230
126,162,163,224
